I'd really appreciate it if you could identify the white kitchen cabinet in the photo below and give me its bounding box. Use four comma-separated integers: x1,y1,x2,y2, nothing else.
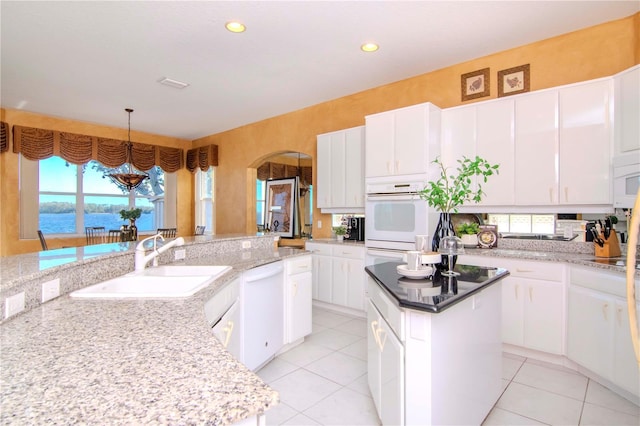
365,103,441,178
514,90,559,205
306,242,333,303
368,298,404,426
558,79,612,205
307,242,365,312
567,267,640,399
284,255,312,344
316,126,364,211
461,255,565,354
212,299,242,360
476,98,515,206
614,64,640,154
205,278,243,362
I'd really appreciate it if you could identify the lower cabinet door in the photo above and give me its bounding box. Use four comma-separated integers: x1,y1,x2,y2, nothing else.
367,299,404,425
287,272,313,343
212,300,242,361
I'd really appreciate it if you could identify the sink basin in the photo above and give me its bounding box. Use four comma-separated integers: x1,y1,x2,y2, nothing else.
70,265,232,298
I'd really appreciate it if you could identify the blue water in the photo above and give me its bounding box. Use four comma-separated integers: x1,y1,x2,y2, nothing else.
40,213,153,234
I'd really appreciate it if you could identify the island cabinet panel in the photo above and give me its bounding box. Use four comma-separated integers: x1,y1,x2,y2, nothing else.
365,103,441,178
316,126,364,210
461,255,566,354
205,277,243,362
567,266,640,399
306,242,333,303
367,276,502,425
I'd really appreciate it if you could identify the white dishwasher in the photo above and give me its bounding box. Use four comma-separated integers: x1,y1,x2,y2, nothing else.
241,261,284,371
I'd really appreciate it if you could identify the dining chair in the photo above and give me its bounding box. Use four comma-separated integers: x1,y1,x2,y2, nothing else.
157,228,177,238
107,229,122,243
37,230,48,251
195,225,206,235
85,226,107,245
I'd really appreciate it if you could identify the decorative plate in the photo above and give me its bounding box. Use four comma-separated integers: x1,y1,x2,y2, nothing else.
478,230,497,248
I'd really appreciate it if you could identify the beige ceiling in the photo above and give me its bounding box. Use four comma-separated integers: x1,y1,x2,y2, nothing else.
1,1,638,140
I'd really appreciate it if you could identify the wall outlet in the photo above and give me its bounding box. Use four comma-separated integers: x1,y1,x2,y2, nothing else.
317,220,322,229
5,292,25,319
41,278,60,303
174,249,186,260
242,240,251,249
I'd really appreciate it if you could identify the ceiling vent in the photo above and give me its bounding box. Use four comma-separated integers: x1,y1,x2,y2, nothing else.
158,77,190,89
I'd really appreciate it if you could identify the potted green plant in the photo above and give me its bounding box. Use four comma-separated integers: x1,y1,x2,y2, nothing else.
418,156,499,263
119,208,142,240
333,226,347,242
456,222,481,247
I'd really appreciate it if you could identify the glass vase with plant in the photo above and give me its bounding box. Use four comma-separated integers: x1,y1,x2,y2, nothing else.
419,156,499,265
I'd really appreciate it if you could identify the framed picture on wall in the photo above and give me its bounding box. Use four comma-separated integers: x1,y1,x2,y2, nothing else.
461,68,490,101
265,177,297,238
498,64,530,97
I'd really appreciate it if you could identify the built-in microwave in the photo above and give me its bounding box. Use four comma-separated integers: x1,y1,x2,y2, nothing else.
613,152,640,208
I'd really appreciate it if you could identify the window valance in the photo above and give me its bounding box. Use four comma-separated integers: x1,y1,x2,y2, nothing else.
256,161,312,183
12,125,184,173
186,145,219,172
0,122,7,153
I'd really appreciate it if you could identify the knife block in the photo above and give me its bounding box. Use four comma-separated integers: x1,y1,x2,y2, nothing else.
594,230,621,258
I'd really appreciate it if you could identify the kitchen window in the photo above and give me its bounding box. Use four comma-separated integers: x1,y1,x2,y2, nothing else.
487,214,555,234
20,155,173,238
195,167,215,234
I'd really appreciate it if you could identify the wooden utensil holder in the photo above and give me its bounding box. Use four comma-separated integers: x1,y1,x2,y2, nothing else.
594,230,621,258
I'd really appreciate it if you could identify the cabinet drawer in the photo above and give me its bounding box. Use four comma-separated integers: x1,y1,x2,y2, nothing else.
204,278,240,324
286,255,312,275
331,245,365,259
306,243,332,256
462,255,564,282
368,278,404,341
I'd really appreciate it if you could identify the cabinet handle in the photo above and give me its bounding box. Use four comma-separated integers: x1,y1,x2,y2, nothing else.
395,160,400,172
528,287,533,303
514,284,519,300
222,321,234,348
616,306,623,326
549,188,554,203
564,187,569,202
377,327,387,351
370,320,380,346
293,281,298,297
602,303,609,321
515,269,534,273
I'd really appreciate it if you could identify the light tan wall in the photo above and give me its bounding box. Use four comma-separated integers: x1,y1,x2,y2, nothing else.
1,14,638,254
194,14,639,239
0,109,192,256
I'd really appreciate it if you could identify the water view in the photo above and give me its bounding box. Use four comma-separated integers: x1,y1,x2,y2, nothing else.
40,213,154,234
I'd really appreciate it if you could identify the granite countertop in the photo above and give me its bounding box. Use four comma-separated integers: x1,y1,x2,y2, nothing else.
1,236,305,425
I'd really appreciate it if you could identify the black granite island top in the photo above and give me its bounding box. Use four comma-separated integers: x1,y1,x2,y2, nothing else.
365,261,509,313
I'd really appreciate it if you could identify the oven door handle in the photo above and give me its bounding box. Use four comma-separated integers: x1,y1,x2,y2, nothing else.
366,193,420,202
366,248,406,259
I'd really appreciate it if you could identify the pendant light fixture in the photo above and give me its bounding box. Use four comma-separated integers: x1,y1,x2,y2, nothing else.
108,108,148,192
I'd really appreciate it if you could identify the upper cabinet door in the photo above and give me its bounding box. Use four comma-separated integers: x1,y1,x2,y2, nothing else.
514,90,559,205
559,79,612,205
393,104,429,176
614,65,640,155
316,133,333,208
441,105,476,171
366,112,395,178
344,126,365,207
476,99,515,206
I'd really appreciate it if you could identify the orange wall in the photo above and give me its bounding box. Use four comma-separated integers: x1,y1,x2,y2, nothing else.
194,14,639,239
0,109,192,256
1,13,638,255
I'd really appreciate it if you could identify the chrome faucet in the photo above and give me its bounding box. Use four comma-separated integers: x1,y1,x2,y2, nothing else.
134,233,185,271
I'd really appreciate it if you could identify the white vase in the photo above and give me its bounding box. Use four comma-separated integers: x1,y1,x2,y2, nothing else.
461,234,478,247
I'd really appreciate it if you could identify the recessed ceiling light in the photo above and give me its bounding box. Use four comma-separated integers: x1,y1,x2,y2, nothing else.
226,21,246,33
361,43,379,52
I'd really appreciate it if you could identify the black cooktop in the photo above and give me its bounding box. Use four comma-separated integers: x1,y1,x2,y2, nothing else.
365,261,509,313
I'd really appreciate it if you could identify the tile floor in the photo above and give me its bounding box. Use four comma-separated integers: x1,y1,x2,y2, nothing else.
257,307,640,426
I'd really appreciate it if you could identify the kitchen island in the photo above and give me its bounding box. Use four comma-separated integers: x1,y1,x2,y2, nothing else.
365,261,509,425
0,234,304,425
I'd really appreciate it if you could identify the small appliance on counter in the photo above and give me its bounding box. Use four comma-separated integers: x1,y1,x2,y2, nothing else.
345,217,365,241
